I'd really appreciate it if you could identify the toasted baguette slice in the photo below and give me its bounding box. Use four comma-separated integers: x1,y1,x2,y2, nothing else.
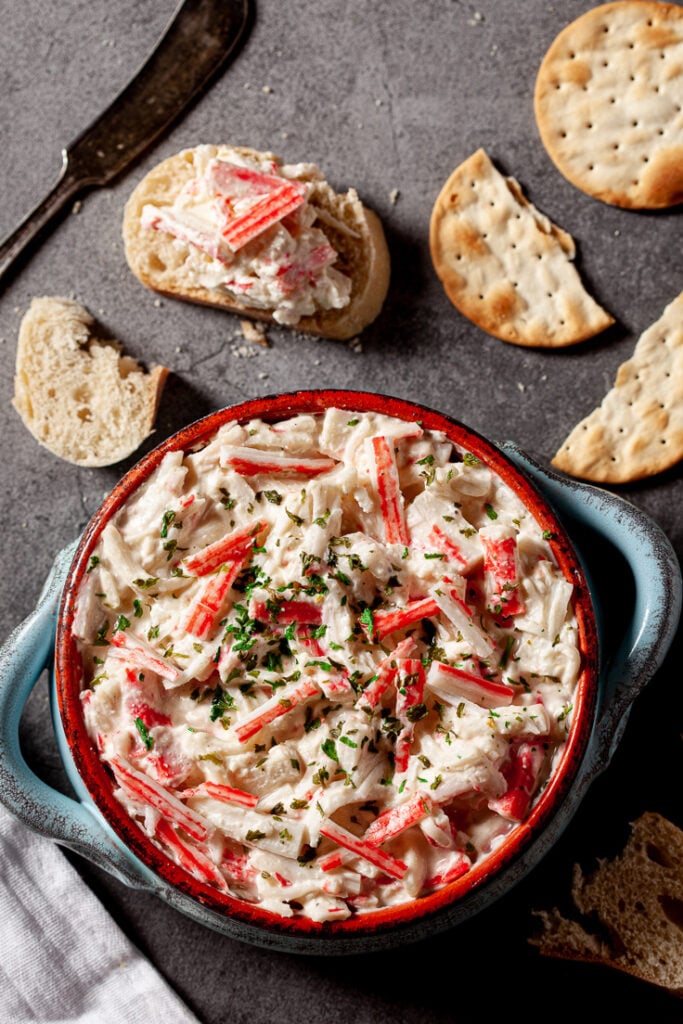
13,297,168,467
531,812,683,996
123,145,390,340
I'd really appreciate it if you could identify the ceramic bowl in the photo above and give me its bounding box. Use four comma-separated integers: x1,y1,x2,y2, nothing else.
0,389,680,954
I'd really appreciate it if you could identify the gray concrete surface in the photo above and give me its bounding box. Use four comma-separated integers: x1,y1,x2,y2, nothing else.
1,0,682,1020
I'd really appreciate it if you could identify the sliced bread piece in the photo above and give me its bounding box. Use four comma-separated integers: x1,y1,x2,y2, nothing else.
429,149,614,347
123,145,390,340
531,811,683,996
13,297,168,467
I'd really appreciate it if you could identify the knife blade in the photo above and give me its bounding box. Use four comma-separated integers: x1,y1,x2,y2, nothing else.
0,0,252,286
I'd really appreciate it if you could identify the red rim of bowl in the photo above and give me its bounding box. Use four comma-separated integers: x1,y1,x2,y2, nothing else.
56,389,599,939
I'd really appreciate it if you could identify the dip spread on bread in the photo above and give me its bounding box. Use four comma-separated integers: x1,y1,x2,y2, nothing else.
140,146,352,326
75,409,580,922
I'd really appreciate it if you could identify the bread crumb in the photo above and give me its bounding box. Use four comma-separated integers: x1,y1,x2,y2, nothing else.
262,85,273,94
231,344,259,359
240,319,271,347
517,382,525,392
153,298,163,308
389,188,400,205
71,200,82,215
258,372,269,379
348,337,363,354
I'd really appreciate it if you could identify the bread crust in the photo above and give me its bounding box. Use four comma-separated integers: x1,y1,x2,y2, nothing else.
123,146,390,340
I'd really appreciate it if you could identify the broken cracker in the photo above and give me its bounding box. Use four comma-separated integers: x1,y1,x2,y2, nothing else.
429,148,614,347
535,1,683,209
553,291,683,483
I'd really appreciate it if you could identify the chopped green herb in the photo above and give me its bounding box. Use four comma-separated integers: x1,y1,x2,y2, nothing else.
160,510,176,538
135,717,153,751
86,555,100,574
286,509,304,526
134,577,159,590
484,503,498,520
113,614,131,632
321,738,339,762
133,599,143,618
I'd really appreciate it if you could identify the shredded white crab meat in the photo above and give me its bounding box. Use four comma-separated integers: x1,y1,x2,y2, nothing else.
75,409,581,922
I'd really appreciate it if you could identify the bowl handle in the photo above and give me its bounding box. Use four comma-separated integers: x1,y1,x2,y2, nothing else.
0,542,157,892
499,444,682,778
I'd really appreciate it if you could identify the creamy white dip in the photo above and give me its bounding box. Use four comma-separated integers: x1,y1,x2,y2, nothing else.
141,145,352,326
75,409,580,922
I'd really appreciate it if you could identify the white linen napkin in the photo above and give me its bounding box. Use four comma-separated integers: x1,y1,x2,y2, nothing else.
0,803,200,1024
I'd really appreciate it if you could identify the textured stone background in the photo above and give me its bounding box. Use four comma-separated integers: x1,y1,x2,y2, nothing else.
0,0,682,1019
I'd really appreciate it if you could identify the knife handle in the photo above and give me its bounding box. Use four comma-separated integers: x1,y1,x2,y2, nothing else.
0,151,85,286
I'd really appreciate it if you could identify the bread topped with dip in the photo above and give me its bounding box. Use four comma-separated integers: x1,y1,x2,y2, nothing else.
123,145,391,340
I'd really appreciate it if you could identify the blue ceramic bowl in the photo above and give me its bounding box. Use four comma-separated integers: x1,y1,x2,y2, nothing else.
0,390,680,955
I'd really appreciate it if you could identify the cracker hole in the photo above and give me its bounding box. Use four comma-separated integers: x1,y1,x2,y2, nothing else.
647,18,653,26
642,155,650,163
661,52,666,59
628,41,635,49
560,131,567,138
609,97,616,104
612,143,620,150
588,164,595,171
601,25,608,32
478,294,484,300
559,320,566,326
470,181,476,188
511,242,517,249
632,120,639,127
568,51,576,59
456,254,462,261
586,122,593,129
658,129,665,135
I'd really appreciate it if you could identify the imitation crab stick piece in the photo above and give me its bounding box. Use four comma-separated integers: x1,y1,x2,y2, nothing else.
355,636,416,709
364,794,434,846
127,700,172,730
318,820,408,881
427,661,515,709
428,524,470,572
368,597,440,641
109,630,181,684
184,551,252,638
221,447,336,476
432,582,494,659
109,756,209,843
481,533,526,617
423,851,471,891
488,742,546,822
369,435,409,545
250,598,322,626
155,818,229,892
142,207,226,262
208,160,293,199
222,182,306,252
234,678,319,743
178,781,258,809
184,521,266,576
394,659,426,773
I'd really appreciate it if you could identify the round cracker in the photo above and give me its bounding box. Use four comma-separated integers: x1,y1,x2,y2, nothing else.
535,1,683,209
429,148,614,347
553,292,683,483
